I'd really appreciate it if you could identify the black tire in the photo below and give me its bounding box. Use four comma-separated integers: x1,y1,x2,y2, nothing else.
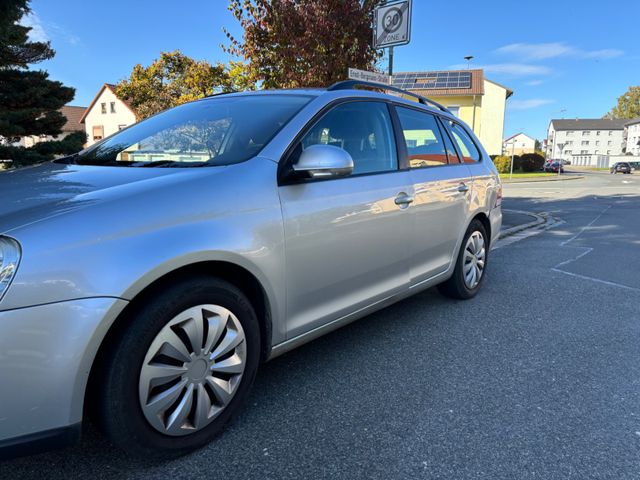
438,219,489,300
93,276,260,458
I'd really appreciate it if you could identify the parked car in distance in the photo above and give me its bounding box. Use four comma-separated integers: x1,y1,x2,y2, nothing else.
543,161,564,173
610,162,632,174
0,81,502,459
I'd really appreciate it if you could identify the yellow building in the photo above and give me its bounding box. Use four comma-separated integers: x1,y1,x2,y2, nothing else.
393,69,513,156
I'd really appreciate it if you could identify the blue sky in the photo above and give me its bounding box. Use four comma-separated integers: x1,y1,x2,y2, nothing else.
24,0,639,140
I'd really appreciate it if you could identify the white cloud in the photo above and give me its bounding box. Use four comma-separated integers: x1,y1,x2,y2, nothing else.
20,12,48,42
495,42,623,61
525,80,544,86
449,63,552,77
508,99,555,110
583,49,623,59
19,11,81,47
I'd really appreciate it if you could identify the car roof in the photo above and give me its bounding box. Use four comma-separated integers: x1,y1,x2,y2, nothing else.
203,87,457,121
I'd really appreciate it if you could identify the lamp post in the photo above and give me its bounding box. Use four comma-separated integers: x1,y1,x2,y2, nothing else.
464,55,474,70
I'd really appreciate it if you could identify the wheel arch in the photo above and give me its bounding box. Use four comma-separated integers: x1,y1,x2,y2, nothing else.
83,260,274,421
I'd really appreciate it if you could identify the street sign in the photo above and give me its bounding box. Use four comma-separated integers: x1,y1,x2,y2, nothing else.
348,68,391,85
373,0,412,49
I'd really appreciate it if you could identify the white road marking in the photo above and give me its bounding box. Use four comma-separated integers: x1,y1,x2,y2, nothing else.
560,204,612,246
551,268,640,292
552,202,639,291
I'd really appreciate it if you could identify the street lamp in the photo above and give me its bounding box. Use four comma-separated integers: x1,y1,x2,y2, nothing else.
464,56,474,70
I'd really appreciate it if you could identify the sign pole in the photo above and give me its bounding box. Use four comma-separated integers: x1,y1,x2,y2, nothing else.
388,46,394,76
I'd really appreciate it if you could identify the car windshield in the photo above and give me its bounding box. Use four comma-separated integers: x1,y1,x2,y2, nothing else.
70,94,312,167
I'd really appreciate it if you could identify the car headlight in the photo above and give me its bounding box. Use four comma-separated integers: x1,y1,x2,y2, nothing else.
0,236,21,302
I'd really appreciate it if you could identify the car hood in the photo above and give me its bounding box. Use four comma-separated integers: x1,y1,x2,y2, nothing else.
0,161,215,235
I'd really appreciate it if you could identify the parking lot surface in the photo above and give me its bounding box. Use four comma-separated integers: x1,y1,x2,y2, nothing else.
1,170,639,479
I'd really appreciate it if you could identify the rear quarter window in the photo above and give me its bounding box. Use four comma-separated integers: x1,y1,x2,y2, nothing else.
447,121,482,163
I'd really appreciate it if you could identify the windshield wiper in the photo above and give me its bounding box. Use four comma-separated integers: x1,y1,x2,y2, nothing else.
136,160,210,168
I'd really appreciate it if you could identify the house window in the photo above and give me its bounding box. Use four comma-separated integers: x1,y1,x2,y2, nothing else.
101,103,106,114
609,131,613,136
595,141,600,146
580,150,588,154
607,150,611,154
566,141,573,146
566,131,574,136
565,150,572,155
581,140,589,146
608,141,613,146
596,131,601,136
595,150,600,154
110,102,116,113
118,124,127,131
446,105,460,118
582,131,590,136
92,125,104,141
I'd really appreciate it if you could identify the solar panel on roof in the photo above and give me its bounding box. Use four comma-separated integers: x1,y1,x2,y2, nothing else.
392,71,473,90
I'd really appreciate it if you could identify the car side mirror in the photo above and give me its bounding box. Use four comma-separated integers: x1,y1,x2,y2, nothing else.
292,144,354,179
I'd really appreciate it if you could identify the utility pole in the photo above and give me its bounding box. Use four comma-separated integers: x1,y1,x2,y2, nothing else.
388,46,394,76
510,140,515,180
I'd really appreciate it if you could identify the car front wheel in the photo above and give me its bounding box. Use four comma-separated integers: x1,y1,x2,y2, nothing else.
94,276,260,458
438,219,489,300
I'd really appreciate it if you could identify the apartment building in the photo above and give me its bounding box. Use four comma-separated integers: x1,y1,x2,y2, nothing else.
546,119,626,160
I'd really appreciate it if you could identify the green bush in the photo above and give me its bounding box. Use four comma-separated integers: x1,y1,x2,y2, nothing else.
492,155,512,174
517,153,546,172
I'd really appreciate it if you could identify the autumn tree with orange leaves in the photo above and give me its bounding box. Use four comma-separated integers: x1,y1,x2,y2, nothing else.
225,0,384,89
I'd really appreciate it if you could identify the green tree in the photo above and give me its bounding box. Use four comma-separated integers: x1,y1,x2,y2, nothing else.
115,51,254,120
0,0,77,167
606,86,640,119
225,0,383,89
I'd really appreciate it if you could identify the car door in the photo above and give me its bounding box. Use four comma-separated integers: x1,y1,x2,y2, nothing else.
393,105,473,285
278,100,413,339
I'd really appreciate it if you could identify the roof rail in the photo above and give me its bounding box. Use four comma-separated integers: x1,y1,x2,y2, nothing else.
327,80,451,114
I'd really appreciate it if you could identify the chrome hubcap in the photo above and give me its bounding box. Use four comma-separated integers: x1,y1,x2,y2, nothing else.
463,231,486,289
139,305,246,436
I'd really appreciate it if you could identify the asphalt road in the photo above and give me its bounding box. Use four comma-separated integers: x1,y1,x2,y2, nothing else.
2,170,639,479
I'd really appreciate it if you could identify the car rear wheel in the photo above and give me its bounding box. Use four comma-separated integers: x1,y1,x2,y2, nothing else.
94,276,260,458
438,219,489,300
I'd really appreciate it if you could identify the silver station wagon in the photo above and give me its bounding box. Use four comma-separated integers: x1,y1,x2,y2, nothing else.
0,81,501,458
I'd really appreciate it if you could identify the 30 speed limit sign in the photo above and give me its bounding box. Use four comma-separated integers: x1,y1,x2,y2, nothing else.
373,0,412,49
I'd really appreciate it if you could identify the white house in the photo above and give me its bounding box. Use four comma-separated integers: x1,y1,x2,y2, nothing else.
623,118,640,156
80,84,137,146
503,132,536,155
546,118,626,160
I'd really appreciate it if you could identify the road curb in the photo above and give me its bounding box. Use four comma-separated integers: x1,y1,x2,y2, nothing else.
500,209,546,238
501,175,584,184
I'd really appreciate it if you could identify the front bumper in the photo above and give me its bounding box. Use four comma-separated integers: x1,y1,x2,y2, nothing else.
0,297,127,456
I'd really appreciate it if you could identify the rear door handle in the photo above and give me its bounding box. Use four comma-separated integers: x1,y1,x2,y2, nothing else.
457,183,470,193
394,192,414,208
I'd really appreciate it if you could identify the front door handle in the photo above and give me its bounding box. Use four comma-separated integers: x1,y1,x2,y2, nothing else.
394,192,414,208
457,183,470,193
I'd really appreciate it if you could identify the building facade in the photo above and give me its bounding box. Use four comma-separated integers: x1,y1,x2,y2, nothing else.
503,132,536,155
393,69,513,156
546,118,626,160
623,118,640,156
80,84,137,146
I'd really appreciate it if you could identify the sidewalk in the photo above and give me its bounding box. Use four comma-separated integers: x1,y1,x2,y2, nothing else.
500,173,584,184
